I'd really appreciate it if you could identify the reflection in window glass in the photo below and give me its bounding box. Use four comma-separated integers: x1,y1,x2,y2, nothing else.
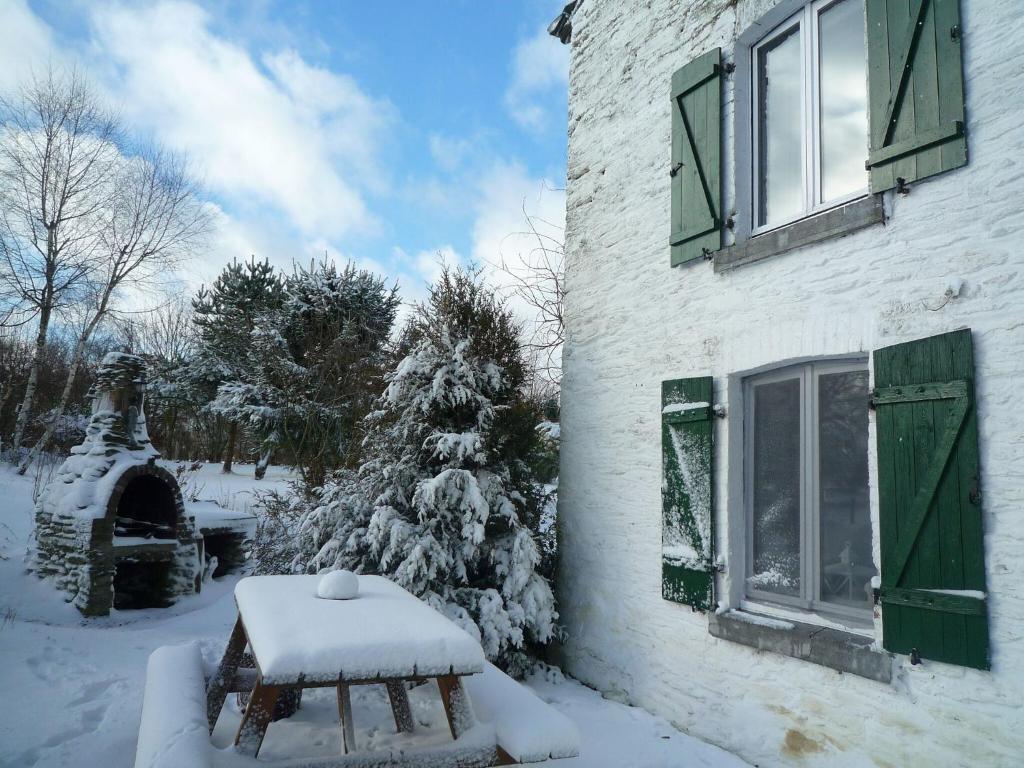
757,26,803,227
818,370,875,610
819,0,868,202
750,378,802,597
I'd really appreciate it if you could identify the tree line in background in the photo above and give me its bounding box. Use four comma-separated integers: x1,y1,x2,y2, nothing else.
1,67,564,673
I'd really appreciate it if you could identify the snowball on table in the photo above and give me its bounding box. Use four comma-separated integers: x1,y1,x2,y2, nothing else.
317,569,359,600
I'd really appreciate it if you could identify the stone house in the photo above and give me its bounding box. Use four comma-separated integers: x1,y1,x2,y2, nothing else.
552,0,1024,764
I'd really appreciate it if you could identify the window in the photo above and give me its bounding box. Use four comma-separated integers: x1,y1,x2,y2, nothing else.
743,360,875,622
752,0,868,232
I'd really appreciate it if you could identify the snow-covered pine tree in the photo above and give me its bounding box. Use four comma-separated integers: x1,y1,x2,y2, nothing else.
298,267,557,676
189,257,284,473
211,260,399,487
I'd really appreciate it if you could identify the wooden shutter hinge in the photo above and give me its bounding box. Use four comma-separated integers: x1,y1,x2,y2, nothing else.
670,161,684,177
722,61,735,75
950,25,961,42
896,177,911,195
910,647,922,665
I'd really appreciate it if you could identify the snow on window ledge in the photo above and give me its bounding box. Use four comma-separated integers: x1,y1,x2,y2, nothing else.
708,608,893,684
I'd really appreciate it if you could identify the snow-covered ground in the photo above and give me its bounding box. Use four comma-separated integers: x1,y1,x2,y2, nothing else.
0,462,747,768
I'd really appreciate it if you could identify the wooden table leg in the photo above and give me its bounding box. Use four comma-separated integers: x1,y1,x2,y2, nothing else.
235,678,281,757
206,614,247,731
436,675,475,740
336,683,357,754
385,680,415,734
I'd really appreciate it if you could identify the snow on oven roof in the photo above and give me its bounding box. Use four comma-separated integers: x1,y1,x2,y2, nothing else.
234,575,485,685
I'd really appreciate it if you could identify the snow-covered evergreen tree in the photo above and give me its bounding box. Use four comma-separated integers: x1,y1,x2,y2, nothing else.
190,257,284,472
298,268,557,675
210,260,399,486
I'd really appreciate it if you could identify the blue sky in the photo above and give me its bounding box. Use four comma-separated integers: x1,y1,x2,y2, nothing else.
0,0,569,306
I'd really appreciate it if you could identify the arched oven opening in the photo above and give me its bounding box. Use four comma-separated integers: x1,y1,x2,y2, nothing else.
114,474,178,540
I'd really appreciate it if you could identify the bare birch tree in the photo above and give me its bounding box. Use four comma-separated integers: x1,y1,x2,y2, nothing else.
17,146,209,472
0,68,120,455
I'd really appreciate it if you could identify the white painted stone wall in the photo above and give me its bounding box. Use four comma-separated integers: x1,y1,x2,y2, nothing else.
558,1,1024,765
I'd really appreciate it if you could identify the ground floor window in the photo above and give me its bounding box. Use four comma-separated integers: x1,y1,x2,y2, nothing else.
743,359,875,621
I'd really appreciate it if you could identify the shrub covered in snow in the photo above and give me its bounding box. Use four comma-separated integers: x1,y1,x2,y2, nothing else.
296,268,557,676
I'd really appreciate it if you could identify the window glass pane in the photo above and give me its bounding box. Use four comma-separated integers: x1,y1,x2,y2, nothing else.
750,378,802,597
757,25,803,228
818,0,868,202
818,370,874,611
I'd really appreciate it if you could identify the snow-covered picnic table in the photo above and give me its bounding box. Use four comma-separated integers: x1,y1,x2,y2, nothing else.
194,574,579,767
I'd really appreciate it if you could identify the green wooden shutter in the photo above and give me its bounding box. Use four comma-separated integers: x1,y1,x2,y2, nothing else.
873,329,988,669
662,376,715,610
866,0,967,192
669,48,722,267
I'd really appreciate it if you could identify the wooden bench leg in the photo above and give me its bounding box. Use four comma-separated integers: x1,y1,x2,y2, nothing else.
436,675,475,740
206,615,247,731
235,678,281,757
385,681,415,734
337,683,356,754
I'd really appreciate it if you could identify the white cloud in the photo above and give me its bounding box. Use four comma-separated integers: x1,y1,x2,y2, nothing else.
0,0,58,93
504,26,569,132
88,1,392,240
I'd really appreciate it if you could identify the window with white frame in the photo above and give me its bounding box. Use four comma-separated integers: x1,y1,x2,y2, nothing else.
743,360,875,622
752,0,868,231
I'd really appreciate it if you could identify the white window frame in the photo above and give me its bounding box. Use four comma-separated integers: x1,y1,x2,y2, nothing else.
749,0,869,236
742,358,873,626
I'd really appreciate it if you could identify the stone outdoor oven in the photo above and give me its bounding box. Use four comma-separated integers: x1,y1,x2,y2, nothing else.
34,352,202,616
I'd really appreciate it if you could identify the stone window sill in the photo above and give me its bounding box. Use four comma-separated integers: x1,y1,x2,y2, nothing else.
713,195,885,273
708,609,893,683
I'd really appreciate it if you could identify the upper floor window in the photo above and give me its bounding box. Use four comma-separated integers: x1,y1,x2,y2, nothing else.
753,0,868,231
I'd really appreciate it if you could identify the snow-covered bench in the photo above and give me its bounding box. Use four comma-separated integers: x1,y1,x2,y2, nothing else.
135,643,579,768
465,663,580,764
135,643,212,768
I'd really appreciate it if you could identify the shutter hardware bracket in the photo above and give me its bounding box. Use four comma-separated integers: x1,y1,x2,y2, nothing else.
896,177,911,195
951,25,961,42
910,648,922,665
669,161,684,177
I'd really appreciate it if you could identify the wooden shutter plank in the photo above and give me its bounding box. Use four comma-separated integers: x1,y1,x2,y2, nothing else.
912,0,941,180
935,0,967,172
867,0,895,191
661,376,714,611
888,0,919,186
910,339,945,656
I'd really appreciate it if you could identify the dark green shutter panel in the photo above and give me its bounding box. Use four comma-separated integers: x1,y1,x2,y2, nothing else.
661,376,714,610
866,0,967,192
872,329,988,670
669,48,722,267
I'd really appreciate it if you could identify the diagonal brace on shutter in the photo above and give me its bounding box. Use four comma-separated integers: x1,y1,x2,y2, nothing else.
875,0,931,151
669,96,720,246
872,379,970,588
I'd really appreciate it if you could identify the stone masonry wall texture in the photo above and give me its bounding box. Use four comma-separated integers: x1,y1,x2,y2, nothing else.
558,1,1024,766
